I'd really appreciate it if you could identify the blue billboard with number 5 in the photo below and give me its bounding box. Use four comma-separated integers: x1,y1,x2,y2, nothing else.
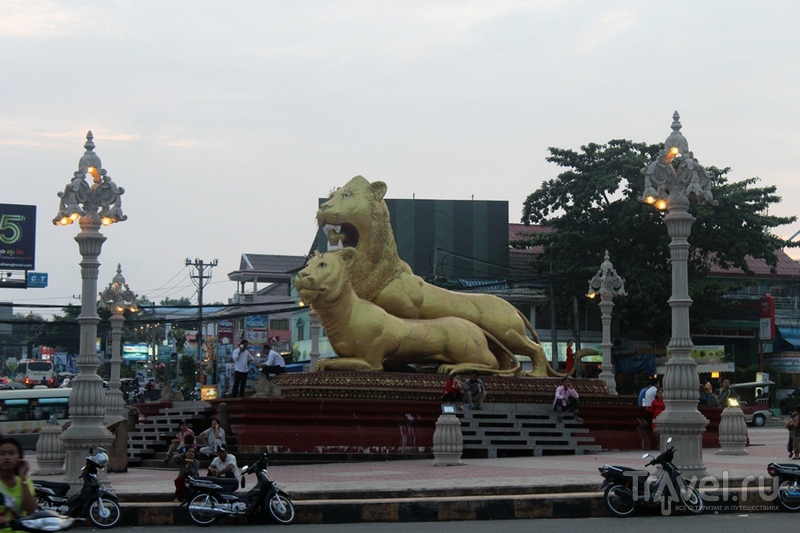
0,204,36,269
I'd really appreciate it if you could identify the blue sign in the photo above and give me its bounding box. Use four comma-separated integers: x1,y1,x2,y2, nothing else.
27,272,48,288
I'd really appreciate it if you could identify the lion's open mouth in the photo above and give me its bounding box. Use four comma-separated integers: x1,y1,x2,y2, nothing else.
321,223,360,251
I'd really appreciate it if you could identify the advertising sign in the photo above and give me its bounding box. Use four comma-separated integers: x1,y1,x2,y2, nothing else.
0,204,36,269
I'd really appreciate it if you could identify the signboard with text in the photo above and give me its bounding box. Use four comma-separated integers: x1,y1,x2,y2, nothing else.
0,204,36,269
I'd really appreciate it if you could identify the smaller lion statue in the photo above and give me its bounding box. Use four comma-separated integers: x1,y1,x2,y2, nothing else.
294,249,518,375
160,383,184,402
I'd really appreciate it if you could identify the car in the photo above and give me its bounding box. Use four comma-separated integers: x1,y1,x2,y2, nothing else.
739,402,772,426
780,388,800,415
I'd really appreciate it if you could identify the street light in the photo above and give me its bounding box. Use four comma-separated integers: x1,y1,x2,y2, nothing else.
100,264,138,424
639,111,717,478
53,131,127,485
587,250,626,394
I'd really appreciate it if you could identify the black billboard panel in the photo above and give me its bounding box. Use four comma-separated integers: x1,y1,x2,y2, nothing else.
0,204,36,269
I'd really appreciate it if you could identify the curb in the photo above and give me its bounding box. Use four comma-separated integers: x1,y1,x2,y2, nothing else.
114,488,783,526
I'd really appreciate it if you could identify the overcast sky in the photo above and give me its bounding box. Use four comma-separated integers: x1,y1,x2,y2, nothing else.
2,1,799,317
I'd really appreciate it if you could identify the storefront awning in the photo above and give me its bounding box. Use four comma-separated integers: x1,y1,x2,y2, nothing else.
777,326,800,350
656,355,735,375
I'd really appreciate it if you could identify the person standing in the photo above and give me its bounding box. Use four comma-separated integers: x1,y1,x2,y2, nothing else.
647,388,666,431
717,379,740,408
231,339,252,398
565,339,575,374
260,344,286,378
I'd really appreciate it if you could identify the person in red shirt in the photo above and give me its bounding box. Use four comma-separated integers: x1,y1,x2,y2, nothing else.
565,340,575,374
648,388,666,430
441,375,463,409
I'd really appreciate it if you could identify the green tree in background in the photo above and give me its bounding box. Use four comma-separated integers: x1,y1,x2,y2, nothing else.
520,139,796,344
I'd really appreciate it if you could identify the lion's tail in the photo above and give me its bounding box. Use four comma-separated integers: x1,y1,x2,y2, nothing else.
483,330,522,377
526,348,599,378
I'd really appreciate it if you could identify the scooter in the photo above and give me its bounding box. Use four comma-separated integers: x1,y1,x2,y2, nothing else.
10,510,74,532
767,461,800,511
34,448,122,529
598,438,704,517
183,449,294,526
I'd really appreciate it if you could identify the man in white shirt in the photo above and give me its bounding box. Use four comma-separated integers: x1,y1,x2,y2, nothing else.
260,344,286,379
231,339,253,398
207,443,239,479
642,379,659,407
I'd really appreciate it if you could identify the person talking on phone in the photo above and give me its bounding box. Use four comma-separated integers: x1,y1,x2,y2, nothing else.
231,339,253,398
0,436,36,529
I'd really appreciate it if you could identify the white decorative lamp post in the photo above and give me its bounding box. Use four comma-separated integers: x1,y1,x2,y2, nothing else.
639,112,716,478
587,250,626,395
53,131,127,484
100,264,138,423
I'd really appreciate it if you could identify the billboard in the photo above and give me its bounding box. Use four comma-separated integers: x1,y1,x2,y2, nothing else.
0,204,36,270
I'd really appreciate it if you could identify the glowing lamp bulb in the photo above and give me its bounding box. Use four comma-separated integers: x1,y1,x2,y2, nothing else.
655,199,668,211
670,146,679,156
587,291,596,299
69,212,80,221
101,217,113,226
645,196,656,205
59,217,70,226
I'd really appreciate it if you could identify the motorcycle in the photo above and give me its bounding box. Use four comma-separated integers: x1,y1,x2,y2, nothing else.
598,438,704,517
34,448,122,528
10,510,74,532
767,461,800,511
183,449,294,526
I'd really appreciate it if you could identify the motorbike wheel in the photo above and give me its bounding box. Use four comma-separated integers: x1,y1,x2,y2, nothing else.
188,493,220,526
776,480,800,512
88,499,121,529
267,492,295,524
603,483,636,517
679,485,704,515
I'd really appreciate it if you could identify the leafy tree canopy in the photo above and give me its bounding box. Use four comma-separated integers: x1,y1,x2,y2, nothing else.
520,139,796,343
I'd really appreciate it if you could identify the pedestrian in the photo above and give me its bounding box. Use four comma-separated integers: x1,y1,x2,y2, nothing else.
648,388,666,431
788,406,800,460
565,339,575,374
0,436,36,529
717,379,740,408
231,339,252,398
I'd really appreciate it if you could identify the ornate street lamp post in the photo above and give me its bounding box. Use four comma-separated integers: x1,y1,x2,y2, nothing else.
100,264,138,423
587,250,626,395
53,131,127,484
639,111,716,478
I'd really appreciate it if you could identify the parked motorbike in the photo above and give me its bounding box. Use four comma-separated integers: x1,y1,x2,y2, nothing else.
599,438,704,517
34,448,122,528
768,461,800,511
183,449,294,526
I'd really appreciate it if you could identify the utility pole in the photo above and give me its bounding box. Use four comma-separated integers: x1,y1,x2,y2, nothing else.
185,258,218,382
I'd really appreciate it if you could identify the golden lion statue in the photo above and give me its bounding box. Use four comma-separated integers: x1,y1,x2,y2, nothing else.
317,175,564,377
295,250,519,375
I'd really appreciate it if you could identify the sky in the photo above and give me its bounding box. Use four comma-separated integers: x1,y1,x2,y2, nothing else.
2,0,800,318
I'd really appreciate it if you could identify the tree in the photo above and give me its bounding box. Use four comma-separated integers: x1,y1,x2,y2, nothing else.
160,297,192,307
520,139,796,343
26,305,81,354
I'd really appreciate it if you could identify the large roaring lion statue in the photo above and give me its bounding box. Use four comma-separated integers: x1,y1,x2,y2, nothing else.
295,250,519,375
317,175,563,377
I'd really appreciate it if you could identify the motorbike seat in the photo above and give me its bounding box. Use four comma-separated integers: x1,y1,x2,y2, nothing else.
34,480,71,495
771,463,800,472
191,476,240,492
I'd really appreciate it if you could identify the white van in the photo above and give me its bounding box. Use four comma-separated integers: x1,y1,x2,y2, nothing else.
14,359,55,388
